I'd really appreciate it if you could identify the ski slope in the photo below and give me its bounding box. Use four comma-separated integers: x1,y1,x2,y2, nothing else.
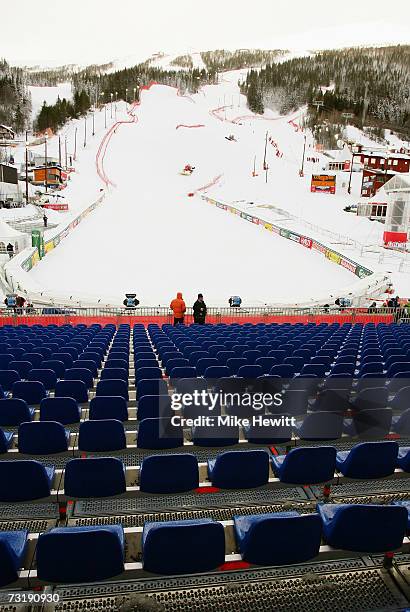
26,71,410,306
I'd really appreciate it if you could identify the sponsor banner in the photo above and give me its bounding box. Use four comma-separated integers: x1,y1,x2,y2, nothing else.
311,174,336,194
216,202,227,210
355,265,372,279
53,235,60,247
31,251,40,267
42,203,68,211
340,258,356,273
326,249,341,264
21,258,32,272
44,241,54,254
280,229,290,238
264,222,273,231
271,225,281,235
383,231,407,247
288,232,301,243
252,217,260,225
300,236,313,249
312,240,327,254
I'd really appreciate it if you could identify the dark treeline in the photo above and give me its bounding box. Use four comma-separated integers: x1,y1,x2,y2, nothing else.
170,55,194,69
241,46,410,138
0,59,31,133
201,49,285,72
35,91,90,133
26,61,115,86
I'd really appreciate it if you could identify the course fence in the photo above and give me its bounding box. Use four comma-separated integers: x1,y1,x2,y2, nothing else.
0,306,401,327
201,195,374,280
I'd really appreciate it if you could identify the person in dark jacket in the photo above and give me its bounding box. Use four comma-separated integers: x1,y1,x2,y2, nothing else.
6,243,14,259
193,294,207,324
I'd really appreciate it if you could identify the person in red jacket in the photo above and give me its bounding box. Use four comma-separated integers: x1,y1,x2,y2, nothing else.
170,292,186,325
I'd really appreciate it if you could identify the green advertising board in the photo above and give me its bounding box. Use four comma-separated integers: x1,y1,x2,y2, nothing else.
31,229,45,259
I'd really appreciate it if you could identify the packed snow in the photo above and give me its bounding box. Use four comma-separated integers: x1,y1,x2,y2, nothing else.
19,69,410,306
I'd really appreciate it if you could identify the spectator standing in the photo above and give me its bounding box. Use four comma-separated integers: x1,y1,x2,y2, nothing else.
170,292,186,326
193,294,207,324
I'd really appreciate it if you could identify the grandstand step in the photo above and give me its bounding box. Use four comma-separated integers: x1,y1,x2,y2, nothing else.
50,563,408,612
71,486,312,518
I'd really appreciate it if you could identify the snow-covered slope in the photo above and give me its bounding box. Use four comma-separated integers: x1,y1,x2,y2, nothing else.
16,67,409,306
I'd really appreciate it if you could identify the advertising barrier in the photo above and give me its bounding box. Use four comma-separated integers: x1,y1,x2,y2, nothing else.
201,195,373,280
311,174,336,194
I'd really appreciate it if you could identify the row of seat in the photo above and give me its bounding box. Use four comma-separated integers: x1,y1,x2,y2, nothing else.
0,442,408,500
1,503,409,585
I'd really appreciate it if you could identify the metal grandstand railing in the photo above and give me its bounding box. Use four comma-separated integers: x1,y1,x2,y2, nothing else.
0,305,404,325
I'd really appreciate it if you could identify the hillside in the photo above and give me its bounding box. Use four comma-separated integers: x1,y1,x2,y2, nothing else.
241,45,410,138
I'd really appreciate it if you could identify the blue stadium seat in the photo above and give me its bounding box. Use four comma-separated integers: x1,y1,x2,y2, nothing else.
243,350,263,364
392,500,410,528
78,420,126,452
204,365,230,379
216,351,236,365
255,357,278,375
81,352,103,367
36,525,125,583
55,380,88,403
8,360,33,379
234,511,322,565
137,378,168,399
73,360,98,378
27,369,57,391
12,380,47,405
301,363,328,377
0,369,20,391
344,408,392,438
40,397,80,424
105,358,128,371
397,447,410,472
166,358,190,375
237,364,263,378
137,417,183,449
226,358,247,376
271,446,336,484
353,387,388,411
41,360,66,379
51,352,73,368
142,519,225,574
208,450,269,489
318,503,407,552
137,395,172,421
0,398,34,426
0,354,13,369
170,366,197,379
96,379,129,401
0,460,54,501
18,421,69,455
0,428,13,453
192,424,239,447
269,364,295,378
392,408,410,435
196,358,219,376
101,367,128,382
65,367,94,389
140,454,199,493
0,530,28,587
21,353,43,368
89,396,129,421
64,457,126,497
294,412,343,441
135,367,162,383
336,441,398,478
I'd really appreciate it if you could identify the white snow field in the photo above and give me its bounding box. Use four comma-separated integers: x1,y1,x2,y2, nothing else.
26,69,410,306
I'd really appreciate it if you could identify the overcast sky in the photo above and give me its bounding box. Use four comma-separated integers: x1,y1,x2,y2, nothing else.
3,0,410,67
